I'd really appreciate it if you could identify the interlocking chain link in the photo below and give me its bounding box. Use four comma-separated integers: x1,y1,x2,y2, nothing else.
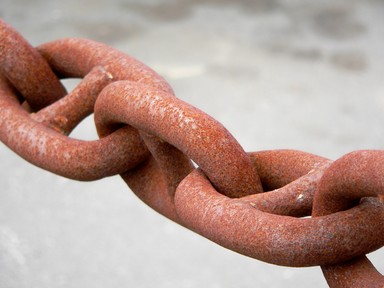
0,19,383,287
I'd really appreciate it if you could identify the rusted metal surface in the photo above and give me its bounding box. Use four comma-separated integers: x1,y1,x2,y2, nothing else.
0,20,383,287
0,19,67,110
94,80,263,198
175,166,384,267
312,150,384,287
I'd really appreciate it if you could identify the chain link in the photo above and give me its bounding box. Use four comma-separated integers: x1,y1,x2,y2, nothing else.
0,20,383,287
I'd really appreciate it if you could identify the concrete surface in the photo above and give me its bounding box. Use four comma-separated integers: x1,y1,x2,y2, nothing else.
0,0,383,287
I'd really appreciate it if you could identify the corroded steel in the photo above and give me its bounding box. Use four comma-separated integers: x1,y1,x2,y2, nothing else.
312,150,384,287
94,80,263,198
0,20,383,287
0,19,67,110
39,37,264,198
174,162,384,267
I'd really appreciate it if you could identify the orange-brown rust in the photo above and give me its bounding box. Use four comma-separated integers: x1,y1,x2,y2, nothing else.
0,20,382,287
175,168,384,267
312,150,384,287
0,19,67,110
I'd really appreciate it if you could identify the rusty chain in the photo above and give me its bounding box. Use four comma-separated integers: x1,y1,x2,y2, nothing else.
0,19,383,287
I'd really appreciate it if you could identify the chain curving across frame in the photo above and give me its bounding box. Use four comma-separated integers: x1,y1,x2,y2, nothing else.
0,19,383,287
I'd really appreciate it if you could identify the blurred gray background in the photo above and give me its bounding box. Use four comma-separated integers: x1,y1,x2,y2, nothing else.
0,0,383,287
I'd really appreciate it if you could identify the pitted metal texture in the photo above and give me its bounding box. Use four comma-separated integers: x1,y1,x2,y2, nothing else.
0,20,383,287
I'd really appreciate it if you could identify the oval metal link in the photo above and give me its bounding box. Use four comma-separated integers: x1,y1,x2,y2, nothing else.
174,167,384,267
94,80,263,198
0,19,67,110
0,32,178,180
0,77,149,180
40,39,264,197
312,150,384,287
